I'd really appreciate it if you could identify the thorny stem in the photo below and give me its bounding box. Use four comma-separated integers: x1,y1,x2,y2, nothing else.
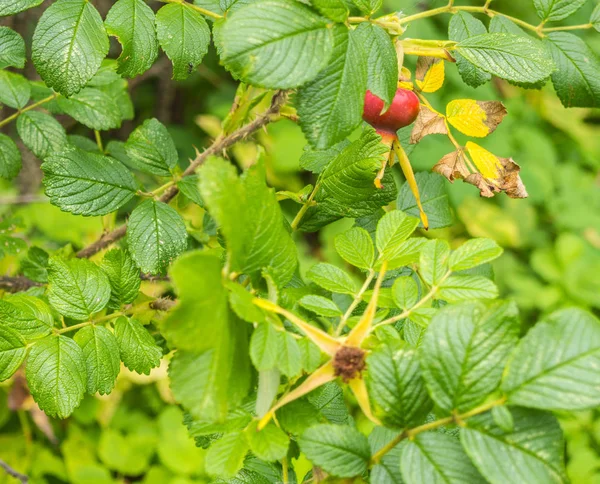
158,0,222,19
290,181,321,231
0,459,28,483
0,94,57,129
370,396,507,464
335,269,376,337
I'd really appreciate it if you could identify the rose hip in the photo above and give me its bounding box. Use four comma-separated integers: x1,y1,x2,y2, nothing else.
363,88,420,136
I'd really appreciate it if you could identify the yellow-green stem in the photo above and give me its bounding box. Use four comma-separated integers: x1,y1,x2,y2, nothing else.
0,94,57,129
290,181,321,231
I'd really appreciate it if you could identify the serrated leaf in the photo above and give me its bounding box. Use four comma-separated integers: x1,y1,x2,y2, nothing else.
544,32,600,108
177,174,204,207
335,227,374,270
456,33,554,85
0,0,43,15
397,172,452,229
415,56,445,93
74,325,120,395
245,421,289,462
419,301,519,413
47,257,111,320
105,0,158,78
57,87,122,130
0,27,26,69
26,335,86,418
22,247,49,283
300,139,350,174
488,16,526,35
0,326,27,382
446,99,506,138
278,331,302,377
156,3,210,81
114,316,161,375
534,0,586,22
124,118,178,176
401,432,484,484
0,133,22,180
367,344,432,428
297,25,367,149
502,308,600,411
352,0,382,15
0,295,54,339
42,146,137,216
311,0,348,22
299,424,370,478
227,281,265,323
392,276,418,310
592,4,600,32
17,111,68,160
449,238,503,271
298,295,341,317
307,263,358,295
0,71,30,109
409,105,447,144
250,322,280,370
383,237,428,271
376,210,420,262
219,0,333,89
491,405,514,433
449,12,491,88
437,275,498,302
461,407,567,484
355,22,397,107
32,0,109,96
205,432,249,478
420,239,450,286
100,249,141,309
126,199,188,275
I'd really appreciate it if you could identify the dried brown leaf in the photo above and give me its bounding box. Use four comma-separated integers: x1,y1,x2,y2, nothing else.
432,149,470,181
410,105,447,144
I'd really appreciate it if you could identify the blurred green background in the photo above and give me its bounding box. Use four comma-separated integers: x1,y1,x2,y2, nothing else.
1,0,599,482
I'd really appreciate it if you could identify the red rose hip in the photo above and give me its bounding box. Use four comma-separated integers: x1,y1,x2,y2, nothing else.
363,88,420,136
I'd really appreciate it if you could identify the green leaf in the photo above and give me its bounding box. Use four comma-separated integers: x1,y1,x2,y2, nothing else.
392,276,418,310
0,0,43,15
299,424,371,478
105,0,159,78
245,420,290,462
376,210,420,263
278,331,302,377
449,238,503,271
307,262,358,295
502,308,600,411
205,432,249,478
355,23,397,107
0,71,30,109
419,301,519,413
437,275,498,302
47,257,111,320
124,118,178,176
57,87,122,130
100,249,141,309
491,405,514,433
0,27,26,69
401,432,484,484
335,227,374,270
161,252,227,352
17,111,68,160
297,26,367,149
367,344,432,428
219,0,334,89
0,326,27,382
300,139,350,174
250,322,280,370
114,316,162,375
0,294,54,339
488,16,527,35
227,281,265,323
0,133,22,180
298,295,342,317
449,12,491,88
177,174,204,207
461,407,567,484
156,3,210,81
26,335,86,418
22,247,50,283
533,0,586,22
419,239,450,286
126,199,188,275
369,427,403,484
456,33,554,85
352,0,382,15
32,0,109,96
397,172,452,229
311,0,348,22
42,146,137,216
544,32,600,108
592,4,600,32
74,325,120,395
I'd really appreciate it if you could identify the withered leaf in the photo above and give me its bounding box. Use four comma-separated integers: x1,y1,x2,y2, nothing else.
415,56,445,93
410,105,448,144
432,149,470,181
446,99,507,137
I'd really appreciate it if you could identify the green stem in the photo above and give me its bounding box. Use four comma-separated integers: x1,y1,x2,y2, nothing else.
0,94,57,129
290,181,321,231
150,179,177,197
370,396,507,464
335,269,375,336
543,23,593,32
94,130,104,153
158,0,222,19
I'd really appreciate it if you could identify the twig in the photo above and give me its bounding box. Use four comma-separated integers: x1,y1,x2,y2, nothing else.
0,276,42,293
76,90,288,259
0,459,28,483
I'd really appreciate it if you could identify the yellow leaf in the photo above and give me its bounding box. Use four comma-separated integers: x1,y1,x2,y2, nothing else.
465,141,501,181
415,57,445,93
446,99,507,137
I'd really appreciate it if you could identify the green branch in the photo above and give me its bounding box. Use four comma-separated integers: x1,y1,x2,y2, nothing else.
0,93,58,129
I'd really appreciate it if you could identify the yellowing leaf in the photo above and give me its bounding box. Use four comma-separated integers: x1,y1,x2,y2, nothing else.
433,149,470,182
466,141,501,180
410,105,447,144
416,57,445,93
446,99,507,137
